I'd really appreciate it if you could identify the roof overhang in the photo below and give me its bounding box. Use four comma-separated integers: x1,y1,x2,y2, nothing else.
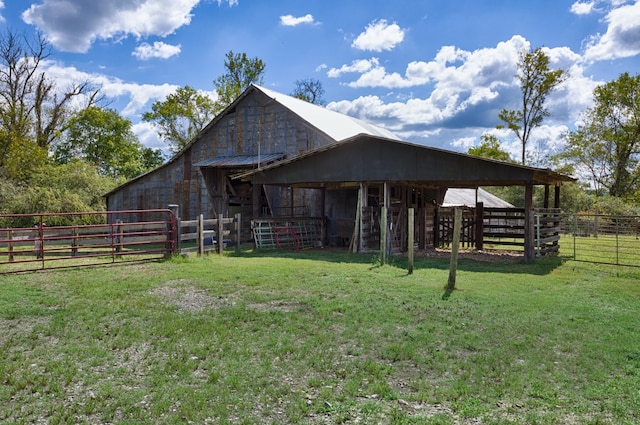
235,135,576,188
194,153,285,169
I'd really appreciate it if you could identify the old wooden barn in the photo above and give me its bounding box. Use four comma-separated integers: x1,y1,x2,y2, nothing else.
105,84,574,259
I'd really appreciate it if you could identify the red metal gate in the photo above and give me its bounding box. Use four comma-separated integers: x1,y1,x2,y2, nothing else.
0,209,176,274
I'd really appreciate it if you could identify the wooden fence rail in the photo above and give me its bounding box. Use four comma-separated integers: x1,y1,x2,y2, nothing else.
178,213,241,255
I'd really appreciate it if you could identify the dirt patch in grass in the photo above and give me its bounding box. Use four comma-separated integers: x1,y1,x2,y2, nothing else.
247,300,310,312
421,248,522,263
150,279,235,312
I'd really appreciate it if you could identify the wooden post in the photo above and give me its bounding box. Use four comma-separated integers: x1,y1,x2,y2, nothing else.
350,185,362,253
446,207,463,292
475,202,484,251
524,182,535,261
235,213,241,251
217,213,224,254
408,208,414,274
543,184,550,208
433,206,440,248
198,214,204,256
168,204,180,256
252,183,260,219
380,206,388,265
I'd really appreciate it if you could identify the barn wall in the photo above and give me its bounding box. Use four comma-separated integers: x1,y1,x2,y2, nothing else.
106,89,334,221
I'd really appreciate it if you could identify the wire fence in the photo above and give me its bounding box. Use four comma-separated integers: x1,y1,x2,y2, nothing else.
559,213,640,267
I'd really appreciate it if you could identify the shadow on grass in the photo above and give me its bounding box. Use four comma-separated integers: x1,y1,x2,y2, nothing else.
222,245,567,276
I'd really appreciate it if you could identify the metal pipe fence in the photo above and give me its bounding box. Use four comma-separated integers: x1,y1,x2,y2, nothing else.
559,213,640,267
0,209,176,274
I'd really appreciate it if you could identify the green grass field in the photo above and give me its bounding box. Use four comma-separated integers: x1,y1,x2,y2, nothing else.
1,249,639,424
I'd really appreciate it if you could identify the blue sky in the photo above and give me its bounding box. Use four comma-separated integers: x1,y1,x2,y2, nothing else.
2,0,640,161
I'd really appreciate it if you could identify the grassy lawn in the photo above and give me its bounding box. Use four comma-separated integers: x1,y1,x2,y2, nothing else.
1,249,639,424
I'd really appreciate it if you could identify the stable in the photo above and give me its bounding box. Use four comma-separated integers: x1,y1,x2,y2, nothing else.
105,84,574,259
236,134,573,260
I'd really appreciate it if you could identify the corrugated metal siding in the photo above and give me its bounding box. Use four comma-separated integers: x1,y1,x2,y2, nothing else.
107,89,338,221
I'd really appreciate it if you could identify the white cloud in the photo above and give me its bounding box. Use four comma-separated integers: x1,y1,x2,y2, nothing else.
22,0,201,53
280,14,315,26
217,0,238,5
0,1,5,23
133,41,182,60
326,35,597,154
351,19,405,52
583,0,640,60
327,58,380,78
570,1,597,15
40,60,178,117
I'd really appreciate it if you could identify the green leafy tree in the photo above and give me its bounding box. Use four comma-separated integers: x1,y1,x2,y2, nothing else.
291,78,326,105
142,85,217,152
0,30,100,173
498,47,565,165
1,160,118,225
54,106,163,180
213,50,266,109
558,73,640,199
468,134,513,162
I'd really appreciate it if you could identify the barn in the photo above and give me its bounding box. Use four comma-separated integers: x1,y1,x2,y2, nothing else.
105,84,574,259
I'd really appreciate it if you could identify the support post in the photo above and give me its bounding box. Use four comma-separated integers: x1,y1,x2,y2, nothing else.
350,184,362,253
446,207,463,293
524,182,535,262
408,208,414,274
475,202,484,251
380,206,388,265
235,213,241,251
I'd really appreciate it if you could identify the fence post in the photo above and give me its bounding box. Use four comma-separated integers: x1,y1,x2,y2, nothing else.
536,213,541,257
235,213,241,251
198,214,204,256
168,204,180,257
408,208,414,274
380,206,388,265
446,207,463,294
217,214,224,254
475,202,484,251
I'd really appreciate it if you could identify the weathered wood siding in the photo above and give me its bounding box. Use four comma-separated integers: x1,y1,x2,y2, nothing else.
107,89,335,221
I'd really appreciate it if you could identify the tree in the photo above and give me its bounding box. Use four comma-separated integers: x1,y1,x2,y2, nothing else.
558,73,640,199
142,85,217,152
468,134,513,162
0,29,100,171
291,78,326,105
498,47,565,165
213,50,265,109
54,106,163,180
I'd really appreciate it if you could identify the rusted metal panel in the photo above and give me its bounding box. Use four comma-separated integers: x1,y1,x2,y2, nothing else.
248,136,574,187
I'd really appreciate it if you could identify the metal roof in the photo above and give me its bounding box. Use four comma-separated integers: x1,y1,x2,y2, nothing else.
240,134,576,187
255,85,402,142
194,153,285,168
443,188,515,208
